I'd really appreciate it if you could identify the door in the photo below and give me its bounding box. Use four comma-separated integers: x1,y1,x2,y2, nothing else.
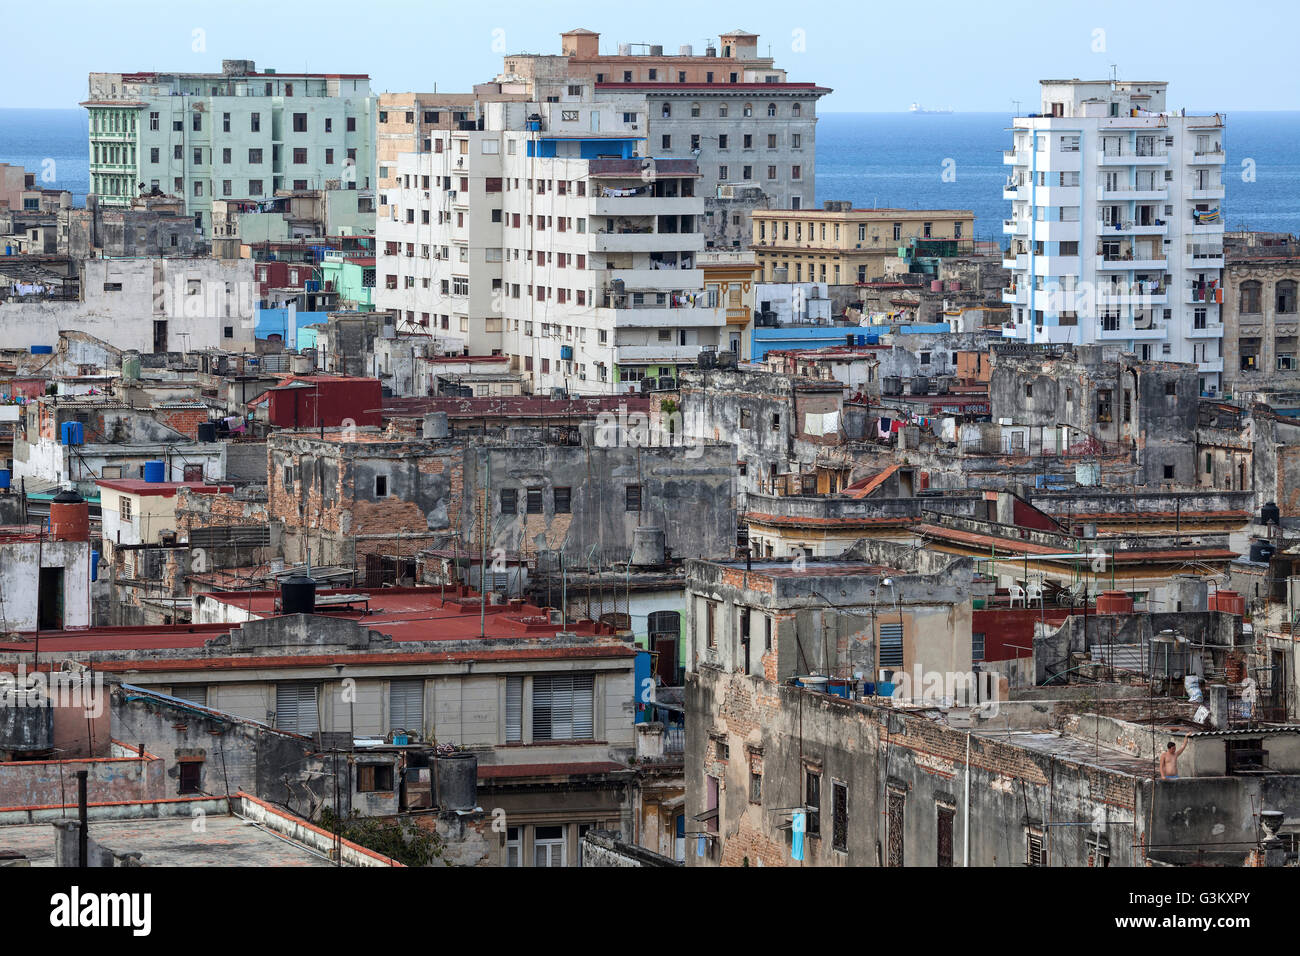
152,320,168,352
37,567,64,629
887,791,905,867
533,825,566,866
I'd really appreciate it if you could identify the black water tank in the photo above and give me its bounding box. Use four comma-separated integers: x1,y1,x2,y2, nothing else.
1262,502,1280,526
281,574,317,614
196,420,217,443
1249,542,1275,563
435,751,478,810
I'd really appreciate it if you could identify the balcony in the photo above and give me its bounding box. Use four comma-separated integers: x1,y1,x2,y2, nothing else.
1003,218,1029,236
593,230,705,254
1188,246,1225,268
591,194,699,217
1187,323,1224,338
1188,185,1226,200
1098,147,1169,165
1097,321,1168,341
599,305,725,329
1003,149,1026,166
1002,286,1026,305
606,267,704,291
1097,184,1168,202
1189,148,1226,164
1097,252,1166,271
1198,358,1225,373
1097,219,1169,237
615,344,709,363
1003,178,1022,200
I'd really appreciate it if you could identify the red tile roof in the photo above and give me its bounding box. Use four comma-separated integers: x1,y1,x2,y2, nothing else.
846,465,899,499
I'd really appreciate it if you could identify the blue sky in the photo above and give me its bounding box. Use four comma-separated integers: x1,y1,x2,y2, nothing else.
6,0,1296,111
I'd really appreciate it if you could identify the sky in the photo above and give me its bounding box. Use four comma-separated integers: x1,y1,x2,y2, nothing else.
3,0,1297,112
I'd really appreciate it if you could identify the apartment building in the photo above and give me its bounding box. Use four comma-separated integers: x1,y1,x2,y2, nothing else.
1002,80,1227,395
1221,241,1300,398
752,204,976,285
82,59,374,234
375,95,732,392
497,29,830,249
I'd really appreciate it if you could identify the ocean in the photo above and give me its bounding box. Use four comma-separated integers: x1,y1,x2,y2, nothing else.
1,107,1298,238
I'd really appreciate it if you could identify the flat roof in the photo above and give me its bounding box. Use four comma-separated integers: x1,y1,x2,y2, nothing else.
0,814,339,867
96,480,233,497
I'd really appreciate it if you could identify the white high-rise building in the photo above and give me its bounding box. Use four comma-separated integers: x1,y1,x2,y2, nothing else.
1002,80,1226,394
376,91,732,395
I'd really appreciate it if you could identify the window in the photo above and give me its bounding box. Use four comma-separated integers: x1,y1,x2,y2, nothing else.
832,781,848,851
293,112,307,133
804,769,821,836
118,496,133,521
1163,464,1175,480
149,111,159,131
178,760,202,794
357,764,395,793
374,475,388,498
275,683,319,734
526,487,543,514
171,685,207,706
879,621,904,668
937,805,955,866
389,680,423,733
532,674,594,740
1240,281,1262,314
749,752,763,804
500,488,517,514
972,632,985,663
625,484,642,512
249,148,263,164
554,487,572,513
293,147,307,164
250,113,260,133
1026,828,1047,866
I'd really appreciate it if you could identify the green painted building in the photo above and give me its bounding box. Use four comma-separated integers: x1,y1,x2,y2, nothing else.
83,59,374,235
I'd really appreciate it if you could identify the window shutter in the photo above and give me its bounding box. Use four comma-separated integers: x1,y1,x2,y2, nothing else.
879,622,904,668
171,685,207,706
276,683,319,735
532,674,594,741
506,677,522,742
389,680,424,733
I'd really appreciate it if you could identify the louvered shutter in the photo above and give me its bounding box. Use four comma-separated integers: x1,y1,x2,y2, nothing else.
879,622,904,668
171,685,207,706
389,680,424,733
505,677,522,742
276,683,319,735
532,674,594,741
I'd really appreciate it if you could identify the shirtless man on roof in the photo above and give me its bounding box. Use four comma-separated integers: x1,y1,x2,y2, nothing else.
1159,734,1189,779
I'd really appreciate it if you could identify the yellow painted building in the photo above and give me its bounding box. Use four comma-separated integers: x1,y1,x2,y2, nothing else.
751,207,975,285
701,254,759,357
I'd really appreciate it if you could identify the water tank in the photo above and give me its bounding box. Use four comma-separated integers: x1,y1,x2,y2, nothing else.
435,751,478,811
649,44,664,56
1261,502,1280,526
30,345,53,355
196,421,217,443
0,693,53,752
122,351,142,381
50,488,89,542
866,333,880,345
697,350,717,370
280,574,317,614
423,411,449,439
1169,576,1208,613
705,45,717,57
143,460,166,483
618,43,632,56
930,280,943,292
911,376,930,395
883,375,901,395
679,44,694,56
1249,541,1275,563
60,421,84,446
772,266,789,283
1096,590,1134,614
630,526,666,567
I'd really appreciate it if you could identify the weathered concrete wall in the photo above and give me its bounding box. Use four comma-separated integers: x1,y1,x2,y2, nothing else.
0,750,164,811
686,667,1151,867
467,436,736,564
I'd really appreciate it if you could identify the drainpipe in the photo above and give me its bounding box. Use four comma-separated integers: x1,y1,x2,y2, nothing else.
963,730,971,866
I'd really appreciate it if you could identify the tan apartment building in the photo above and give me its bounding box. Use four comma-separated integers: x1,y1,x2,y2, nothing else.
752,205,976,285
1221,242,1300,400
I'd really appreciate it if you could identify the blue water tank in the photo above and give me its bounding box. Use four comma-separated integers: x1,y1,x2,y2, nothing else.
856,335,866,347
60,421,84,446
30,345,53,355
0,469,9,489
866,333,880,346
143,460,166,483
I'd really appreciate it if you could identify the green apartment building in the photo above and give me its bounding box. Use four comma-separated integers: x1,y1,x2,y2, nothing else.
82,59,374,235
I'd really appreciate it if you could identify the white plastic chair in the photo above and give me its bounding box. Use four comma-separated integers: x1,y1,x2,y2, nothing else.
1025,581,1044,607
1007,584,1026,608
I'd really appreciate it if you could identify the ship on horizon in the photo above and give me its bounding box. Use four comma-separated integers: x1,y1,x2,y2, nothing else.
910,103,954,114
